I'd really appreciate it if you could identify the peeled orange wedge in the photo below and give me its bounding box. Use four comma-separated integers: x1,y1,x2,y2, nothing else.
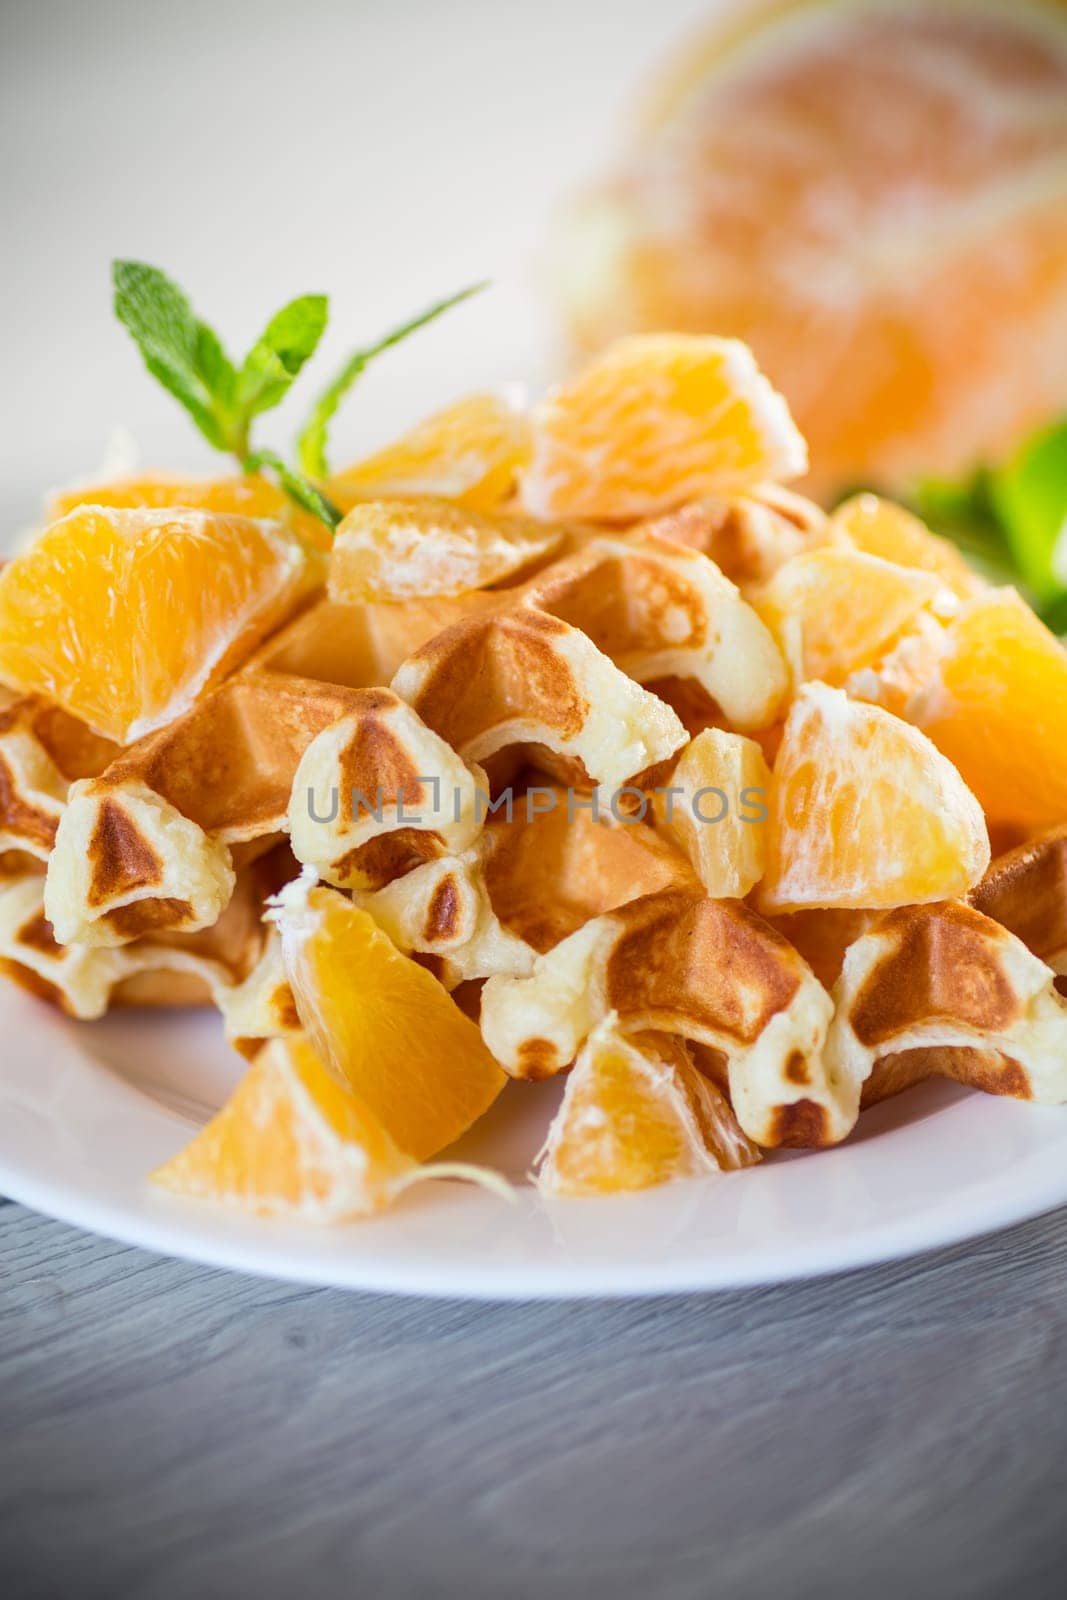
328,498,563,603
759,682,989,914
330,393,531,513
0,505,317,743
537,1022,758,1197
47,472,332,550
657,728,771,899
520,333,807,520
913,589,1067,831
753,547,948,688
831,494,980,599
152,1037,416,1221
274,882,506,1160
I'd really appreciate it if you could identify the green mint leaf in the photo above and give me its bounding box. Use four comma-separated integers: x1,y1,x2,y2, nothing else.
988,421,1067,603
234,294,329,430
244,449,342,532
297,281,489,479
113,260,238,451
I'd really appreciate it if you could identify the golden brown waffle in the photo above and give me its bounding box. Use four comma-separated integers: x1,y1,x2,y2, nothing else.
0,849,287,1020
0,689,118,860
969,827,1067,979
636,485,829,589
480,886,844,1148
828,901,1067,1109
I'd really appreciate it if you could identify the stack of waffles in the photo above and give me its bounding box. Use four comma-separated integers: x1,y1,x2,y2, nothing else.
1,332,1065,1218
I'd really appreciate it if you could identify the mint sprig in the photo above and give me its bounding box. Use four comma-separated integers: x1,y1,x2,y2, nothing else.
111,260,484,534
297,281,488,480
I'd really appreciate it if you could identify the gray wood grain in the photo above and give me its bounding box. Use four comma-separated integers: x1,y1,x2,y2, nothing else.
3,1205,1067,1599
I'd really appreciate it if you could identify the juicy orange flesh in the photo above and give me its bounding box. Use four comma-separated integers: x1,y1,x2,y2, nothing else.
560,2,1067,493
831,494,979,597
754,547,944,687
151,1037,411,1219
915,589,1067,830
521,333,805,519
48,472,332,550
330,393,532,514
0,505,312,742
283,890,506,1161
544,1036,712,1195
760,685,989,913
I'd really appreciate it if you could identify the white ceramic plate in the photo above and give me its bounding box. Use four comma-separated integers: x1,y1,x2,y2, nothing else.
3,985,1067,1298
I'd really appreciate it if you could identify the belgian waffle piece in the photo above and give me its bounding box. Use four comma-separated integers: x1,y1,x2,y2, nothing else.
0,689,118,860
636,485,830,589
0,848,288,1019
480,887,845,1148
828,901,1067,1108
968,826,1067,979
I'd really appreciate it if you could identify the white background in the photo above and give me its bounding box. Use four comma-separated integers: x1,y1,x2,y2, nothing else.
1,0,726,528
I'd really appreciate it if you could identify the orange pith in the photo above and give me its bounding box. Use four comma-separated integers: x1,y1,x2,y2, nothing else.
48,472,332,550
753,546,948,688
151,1036,414,1221
759,681,990,913
519,333,807,520
912,588,1067,830
556,0,1067,494
0,505,317,743
275,886,506,1161
537,1028,758,1196
330,393,531,514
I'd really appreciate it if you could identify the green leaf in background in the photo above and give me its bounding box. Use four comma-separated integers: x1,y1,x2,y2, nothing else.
243,449,342,532
297,281,489,480
234,294,329,434
987,422,1067,604
113,260,238,452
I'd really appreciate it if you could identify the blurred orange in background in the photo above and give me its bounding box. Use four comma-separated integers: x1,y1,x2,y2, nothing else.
554,0,1067,499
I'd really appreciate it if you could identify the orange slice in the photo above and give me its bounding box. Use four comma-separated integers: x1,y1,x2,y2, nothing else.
913,588,1067,830
753,546,947,687
536,1023,758,1196
656,728,771,898
520,333,807,520
555,0,1067,496
328,498,563,602
274,883,506,1160
759,682,989,914
47,472,332,550
151,1037,415,1221
0,505,318,743
831,494,980,598
330,393,531,513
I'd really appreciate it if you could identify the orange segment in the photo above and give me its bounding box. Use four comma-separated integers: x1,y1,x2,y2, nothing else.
47,472,332,551
536,1024,758,1196
520,333,807,520
759,682,989,914
656,728,771,898
329,498,563,602
0,506,318,743
555,0,1067,496
329,393,531,513
913,588,1067,830
151,1037,415,1221
831,494,981,598
753,546,947,687
274,884,506,1160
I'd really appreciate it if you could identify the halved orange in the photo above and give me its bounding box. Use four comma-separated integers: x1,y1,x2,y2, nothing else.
759,682,989,913
330,393,531,513
913,588,1067,830
555,0,1067,495
274,883,505,1160
520,333,807,520
152,1036,415,1221
0,505,318,743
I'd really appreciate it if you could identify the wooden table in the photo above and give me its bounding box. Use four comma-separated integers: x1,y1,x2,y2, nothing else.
3,1197,1066,1599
